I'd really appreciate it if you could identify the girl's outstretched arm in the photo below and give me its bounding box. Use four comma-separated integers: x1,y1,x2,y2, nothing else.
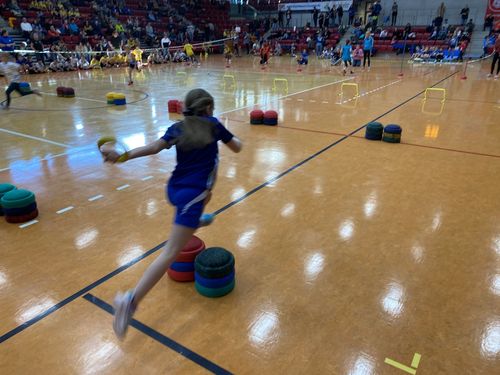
104,138,170,163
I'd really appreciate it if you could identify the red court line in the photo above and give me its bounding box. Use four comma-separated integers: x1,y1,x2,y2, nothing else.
224,117,500,159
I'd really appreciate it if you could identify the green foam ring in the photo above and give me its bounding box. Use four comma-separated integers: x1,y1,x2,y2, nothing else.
195,278,235,298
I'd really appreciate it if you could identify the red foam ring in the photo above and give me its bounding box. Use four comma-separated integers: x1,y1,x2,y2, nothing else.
167,268,195,282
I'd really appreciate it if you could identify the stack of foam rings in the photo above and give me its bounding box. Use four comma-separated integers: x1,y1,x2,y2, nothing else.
0,183,16,216
263,110,278,126
167,236,206,282
249,109,264,125
195,247,235,298
167,100,183,114
1,188,38,223
383,124,402,143
365,122,384,140
56,87,75,97
19,82,32,95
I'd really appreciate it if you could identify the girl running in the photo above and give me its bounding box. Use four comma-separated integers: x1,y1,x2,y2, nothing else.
102,88,243,339
0,53,41,109
126,47,137,85
342,40,354,75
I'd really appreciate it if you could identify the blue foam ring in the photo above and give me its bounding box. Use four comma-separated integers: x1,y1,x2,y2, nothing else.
195,269,235,289
3,202,37,216
114,99,127,106
384,124,402,134
170,261,195,272
263,118,278,126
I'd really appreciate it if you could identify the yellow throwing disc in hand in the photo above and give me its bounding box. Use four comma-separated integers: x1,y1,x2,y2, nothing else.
97,137,129,163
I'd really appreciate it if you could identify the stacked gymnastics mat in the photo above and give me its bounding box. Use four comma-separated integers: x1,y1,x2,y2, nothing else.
167,236,206,282
168,100,183,114
1,188,38,223
194,247,235,298
0,183,16,216
365,122,384,140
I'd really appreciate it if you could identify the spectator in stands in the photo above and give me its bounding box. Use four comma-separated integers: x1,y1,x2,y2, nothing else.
46,25,60,43
460,5,469,26
484,14,494,32
312,7,319,28
278,8,284,28
403,23,411,39
160,32,171,59
337,4,344,26
0,30,15,51
7,0,23,16
20,17,33,40
371,1,382,29
348,3,356,26
243,32,250,55
391,1,398,26
286,7,292,27
380,29,389,40
69,19,79,36
466,19,474,34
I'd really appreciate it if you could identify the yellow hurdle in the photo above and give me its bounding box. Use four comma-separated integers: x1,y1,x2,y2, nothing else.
222,74,236,89
423,87,446,103
272,78,289,93
339,82,359,99
421,99,445,116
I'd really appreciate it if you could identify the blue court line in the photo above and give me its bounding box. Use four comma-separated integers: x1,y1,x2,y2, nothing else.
0,71,456,345
83,294,233,375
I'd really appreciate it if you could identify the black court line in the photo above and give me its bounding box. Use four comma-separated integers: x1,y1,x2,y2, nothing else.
0,71,456,345
84,294,232,375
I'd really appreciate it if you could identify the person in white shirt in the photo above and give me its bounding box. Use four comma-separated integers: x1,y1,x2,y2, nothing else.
160,32,171,60
20,17,33,39
0,54,40,108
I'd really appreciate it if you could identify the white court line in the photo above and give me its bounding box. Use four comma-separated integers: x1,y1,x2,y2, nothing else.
88,194,104,202
0,128,71,148
339,79,401,105
19,220,38,228
141,175,154,181
158,168,169,173
116,184,130,191
309,100,316,103
56,206,74,214
297,99,304,102
322,101,329,104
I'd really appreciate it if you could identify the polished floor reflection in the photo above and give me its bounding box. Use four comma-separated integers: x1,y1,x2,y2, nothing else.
0,55,499,374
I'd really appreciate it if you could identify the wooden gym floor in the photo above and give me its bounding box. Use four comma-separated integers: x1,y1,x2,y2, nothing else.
0,55,499,374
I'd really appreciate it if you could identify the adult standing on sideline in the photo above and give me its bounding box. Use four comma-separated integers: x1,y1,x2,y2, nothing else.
313,6,318,28
391,1,398,26
460,5,469,26
488,35,500,79
337,4,344,26
286,8,292,27
363,31,374,69
348,3,356,26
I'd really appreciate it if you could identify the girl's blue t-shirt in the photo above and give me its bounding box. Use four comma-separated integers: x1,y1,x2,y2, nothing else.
161,116,234,189
342,45,352,60
364,36,374,50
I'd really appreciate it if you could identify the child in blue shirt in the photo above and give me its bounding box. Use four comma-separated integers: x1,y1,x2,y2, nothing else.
342,40,354,74
297,49,309,65
103,88,243,339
